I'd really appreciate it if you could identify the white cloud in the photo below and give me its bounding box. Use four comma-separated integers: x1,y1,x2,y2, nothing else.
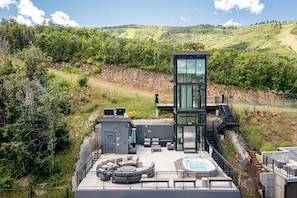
2,0,78,27
51,11,79,27
214,0,265,15
180,16,190,22
16,0,47,25
222,19,241,27
0,0,16,9
12,15,32,26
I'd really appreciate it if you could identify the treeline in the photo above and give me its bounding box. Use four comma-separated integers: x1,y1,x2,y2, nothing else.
1,19,204,73
209,49,297,98
1,19,297,98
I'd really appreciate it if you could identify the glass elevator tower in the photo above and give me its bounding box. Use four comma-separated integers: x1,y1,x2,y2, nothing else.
173,51,210,152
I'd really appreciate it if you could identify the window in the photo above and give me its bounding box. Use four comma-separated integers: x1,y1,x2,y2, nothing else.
177,59,205,83
177,114,205,124
177,84,205,110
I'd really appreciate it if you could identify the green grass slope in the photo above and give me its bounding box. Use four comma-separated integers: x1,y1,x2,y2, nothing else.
100,22,297,58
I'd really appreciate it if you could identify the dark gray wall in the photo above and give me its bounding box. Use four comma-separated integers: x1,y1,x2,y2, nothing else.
75,189,240,198
101,121,131,154
285,182,297,198
135,124,174,144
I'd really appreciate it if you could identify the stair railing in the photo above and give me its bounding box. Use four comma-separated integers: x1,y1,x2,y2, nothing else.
211,121,226,157
225,97,240,123
206,140,238,186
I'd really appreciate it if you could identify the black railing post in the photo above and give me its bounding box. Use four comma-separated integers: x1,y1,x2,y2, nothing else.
30,187,33,198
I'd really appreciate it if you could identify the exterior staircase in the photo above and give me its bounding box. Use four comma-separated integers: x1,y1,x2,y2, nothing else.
217,104,239,134
205,102,240,164
205,128,220,152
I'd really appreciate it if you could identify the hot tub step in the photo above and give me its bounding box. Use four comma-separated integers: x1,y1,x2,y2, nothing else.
184,149,197,153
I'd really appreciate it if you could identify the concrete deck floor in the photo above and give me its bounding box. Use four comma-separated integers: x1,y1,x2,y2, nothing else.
77,145,238,190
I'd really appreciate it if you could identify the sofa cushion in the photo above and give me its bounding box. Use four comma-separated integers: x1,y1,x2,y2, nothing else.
122,156,128,162
132,155,139,161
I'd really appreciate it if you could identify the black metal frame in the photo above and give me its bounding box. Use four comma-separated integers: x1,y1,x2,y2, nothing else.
172,51,210,151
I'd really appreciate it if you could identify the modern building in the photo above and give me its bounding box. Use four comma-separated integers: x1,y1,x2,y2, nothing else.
74,51,241,198
172,51,210,152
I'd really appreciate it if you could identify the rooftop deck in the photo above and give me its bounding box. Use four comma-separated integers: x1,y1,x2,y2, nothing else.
262,147,297,181
77,145,238,191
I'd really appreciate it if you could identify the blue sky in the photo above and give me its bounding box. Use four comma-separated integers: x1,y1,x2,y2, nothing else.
0,0,296,27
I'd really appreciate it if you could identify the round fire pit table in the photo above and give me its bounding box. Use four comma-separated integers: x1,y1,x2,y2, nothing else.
119,165,136,172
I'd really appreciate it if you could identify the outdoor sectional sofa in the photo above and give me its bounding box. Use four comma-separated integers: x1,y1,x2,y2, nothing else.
111,170,142,184
96,155,155,183
111,162,155,184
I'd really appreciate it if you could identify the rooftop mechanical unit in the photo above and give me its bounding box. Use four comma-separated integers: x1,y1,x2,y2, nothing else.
116,107,126,117
103,108,114,117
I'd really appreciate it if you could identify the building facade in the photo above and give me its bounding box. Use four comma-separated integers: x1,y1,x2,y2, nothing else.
173,51,210,152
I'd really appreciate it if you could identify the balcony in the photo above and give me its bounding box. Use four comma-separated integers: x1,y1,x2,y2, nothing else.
75,145,240,198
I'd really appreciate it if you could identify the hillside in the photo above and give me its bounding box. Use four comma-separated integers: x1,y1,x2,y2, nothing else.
1,21,297,197
89,63,286,102
100,22,297,57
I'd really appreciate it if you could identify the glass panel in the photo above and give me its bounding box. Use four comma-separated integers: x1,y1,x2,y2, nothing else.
199,114,205,124
178,85,193,110
196,59,205,83
177,59,186,83
186,85,192,108
184,126,196,150
177,114,187,124
177,126,183,151
199,86,205,108
199,126,205,150
187,59,196,83
177,114,205,124
192,85,206,109
180,85,187,109
192,85,198,108
177,59,206,83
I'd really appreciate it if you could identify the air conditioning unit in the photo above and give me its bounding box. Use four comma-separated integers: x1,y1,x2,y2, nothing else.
116,107,125,117
103,108,114,117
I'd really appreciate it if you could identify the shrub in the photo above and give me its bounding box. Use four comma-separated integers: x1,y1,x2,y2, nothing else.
61,63,70,72
93,64,101,74
0,176,13,189
77,72,89,87
260,143,274,152
87,58,93,64
70,68,81,74
127,111,136,118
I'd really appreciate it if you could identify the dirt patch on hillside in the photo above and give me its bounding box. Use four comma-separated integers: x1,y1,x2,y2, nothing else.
53,61,286,102
278,25,297,53
94,64,173,99
92,63,284,101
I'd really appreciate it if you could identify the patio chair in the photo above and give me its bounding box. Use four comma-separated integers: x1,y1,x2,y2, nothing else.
166,142,175,150
151,138,160,145
143,138,151,147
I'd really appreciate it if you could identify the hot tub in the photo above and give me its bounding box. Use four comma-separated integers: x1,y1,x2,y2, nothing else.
182,158,217,178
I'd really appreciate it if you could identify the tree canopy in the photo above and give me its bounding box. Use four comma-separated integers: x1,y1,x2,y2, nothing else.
0,45,71,181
